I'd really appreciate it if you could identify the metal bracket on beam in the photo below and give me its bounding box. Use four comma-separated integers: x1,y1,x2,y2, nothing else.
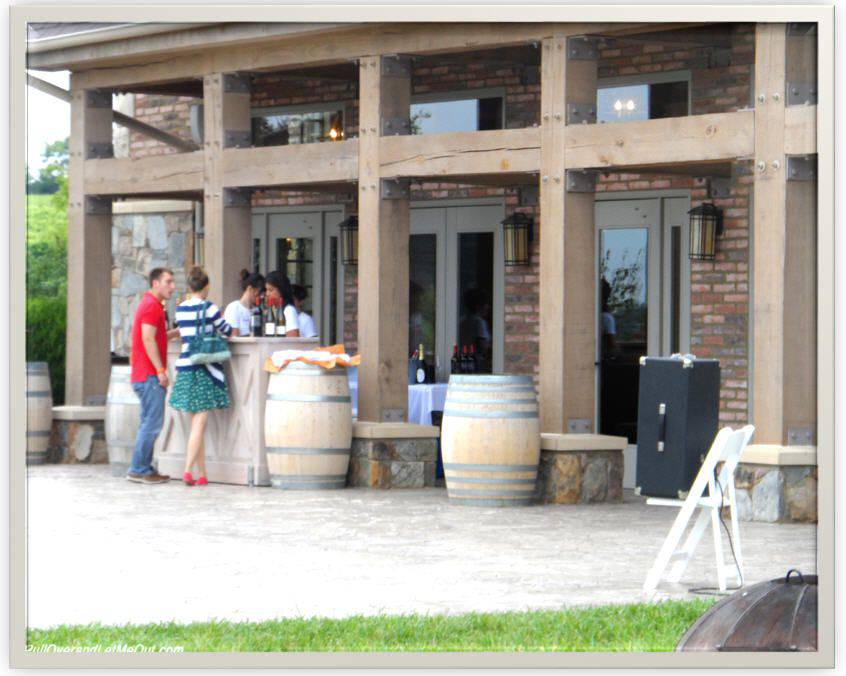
708,47,732,69
381,55,412,78
381,116,411,136
787,426,815,445
222,73,251,93
86,142,114,159
567,418,592,434
85,89,112,108
519,185,539,207
567,102,596,125
786,155,817,181
382,408,406,423
223,188,252,207
708,178,732,200
565,169,598,193
380,179,409,200
787,22,817,36
84,196,111,215
786,82,818,106
566,36,600,60
224,129,252,148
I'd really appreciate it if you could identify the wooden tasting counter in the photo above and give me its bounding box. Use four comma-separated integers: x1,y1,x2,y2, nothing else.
155,336,319,485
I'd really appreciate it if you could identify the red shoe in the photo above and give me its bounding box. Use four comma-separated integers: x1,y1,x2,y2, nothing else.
196,476,208,486
182,472,196,486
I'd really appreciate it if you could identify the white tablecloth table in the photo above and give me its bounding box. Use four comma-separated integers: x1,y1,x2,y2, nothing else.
346,367,448,425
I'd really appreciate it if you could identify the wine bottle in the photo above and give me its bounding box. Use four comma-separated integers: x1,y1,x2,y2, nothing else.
460,345,470,373
450,344,460,375
251,302,263,337
469,344,477,374
408,349,419,384
276,301,287,336
416,343,427,384
264,297,276,336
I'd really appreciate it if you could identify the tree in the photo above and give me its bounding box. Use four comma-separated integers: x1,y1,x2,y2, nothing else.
26,137,69,195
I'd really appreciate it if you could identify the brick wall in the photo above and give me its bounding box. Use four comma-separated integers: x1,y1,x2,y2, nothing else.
126,24,754,424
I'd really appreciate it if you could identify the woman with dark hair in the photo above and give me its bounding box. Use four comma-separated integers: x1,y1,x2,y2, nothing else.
264,270,300,337
291,284,318,338
169,266,233,486
224,269,265,336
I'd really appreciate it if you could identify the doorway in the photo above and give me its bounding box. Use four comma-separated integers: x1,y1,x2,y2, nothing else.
595,194,691,487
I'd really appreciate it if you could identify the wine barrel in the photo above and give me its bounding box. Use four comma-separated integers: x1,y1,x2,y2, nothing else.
105,365,140,476
441,374,540,506
26,362,53,465
264,362,353,489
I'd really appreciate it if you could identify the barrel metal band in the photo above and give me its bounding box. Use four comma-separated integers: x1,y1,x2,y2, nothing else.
443,408,537,419
267,393,351,403
448,488,536,498
277,368,348,377
106,397,140,405
443,475,535,485
266,447,350,456
443,462,538,473
449,375,532,384
444,398,537,406
26,365,48,372
447,385,536,393
106,440,136,448
25,391,51,398
448,497,535,507
270,473,348,481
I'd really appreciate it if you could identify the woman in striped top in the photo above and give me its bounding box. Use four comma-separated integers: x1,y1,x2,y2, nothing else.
168,266,233,486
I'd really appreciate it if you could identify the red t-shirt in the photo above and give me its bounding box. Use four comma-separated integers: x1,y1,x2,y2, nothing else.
131,291,168,383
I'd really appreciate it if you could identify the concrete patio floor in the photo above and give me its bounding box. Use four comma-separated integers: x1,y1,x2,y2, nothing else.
26,465,817,629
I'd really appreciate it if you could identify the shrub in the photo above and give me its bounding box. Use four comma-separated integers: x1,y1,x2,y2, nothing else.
26,296,66,404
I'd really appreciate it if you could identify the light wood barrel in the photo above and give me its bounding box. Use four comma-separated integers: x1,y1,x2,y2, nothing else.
26,362,53,465
264,362,353,489
441,374,540,506
105,365,140,476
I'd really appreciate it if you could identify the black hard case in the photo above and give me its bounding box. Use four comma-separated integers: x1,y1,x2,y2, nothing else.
635,356,721,498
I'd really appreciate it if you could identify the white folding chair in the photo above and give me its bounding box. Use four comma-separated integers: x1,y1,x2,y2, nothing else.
642,424,755,598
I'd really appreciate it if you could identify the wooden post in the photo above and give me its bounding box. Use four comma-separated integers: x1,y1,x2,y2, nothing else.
357,56,411,422
66,84,113,405
752,23,817,445
538,36,598,433
203,72,252,305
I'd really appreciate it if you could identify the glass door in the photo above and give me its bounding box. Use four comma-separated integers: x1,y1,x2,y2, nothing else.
595,199,661,442
410,206,447,378
267,211,322,337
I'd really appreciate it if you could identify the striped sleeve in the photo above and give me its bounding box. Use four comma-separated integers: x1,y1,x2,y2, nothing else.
207,302,233,337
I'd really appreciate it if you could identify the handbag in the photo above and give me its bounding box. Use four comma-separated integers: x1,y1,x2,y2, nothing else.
188,301,232,365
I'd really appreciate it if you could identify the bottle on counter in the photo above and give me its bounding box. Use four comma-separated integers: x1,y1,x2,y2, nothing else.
469,344,477,374
251,303,263,337
450,344,460,375
408,349,418,384
264,297,276,337
460,345,470,373
416,343,427,384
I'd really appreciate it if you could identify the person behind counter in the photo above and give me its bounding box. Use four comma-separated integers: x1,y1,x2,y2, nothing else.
224,270,265,337
169,266,234,486
291,284,318,338
264,270,300,337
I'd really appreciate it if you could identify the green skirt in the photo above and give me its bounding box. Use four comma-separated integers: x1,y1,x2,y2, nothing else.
169,367,231,413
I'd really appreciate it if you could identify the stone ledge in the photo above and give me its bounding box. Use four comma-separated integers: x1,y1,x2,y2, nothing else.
741,444,817,466
353,422,440,439
541,433,628,452
52,406,106,422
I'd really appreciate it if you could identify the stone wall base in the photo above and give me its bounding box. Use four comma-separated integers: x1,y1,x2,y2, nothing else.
536,449,624,504
50,419,108,465
348,438,438,489
731,462,817,523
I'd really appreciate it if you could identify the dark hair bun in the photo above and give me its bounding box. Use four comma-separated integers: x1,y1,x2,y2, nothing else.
239,268,250,281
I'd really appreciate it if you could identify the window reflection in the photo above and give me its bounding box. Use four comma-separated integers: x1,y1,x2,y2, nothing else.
275,237,314,314
458,233,494,373
252,109,344,146
411,96,503,135
597,80,689,124
409,235,437,360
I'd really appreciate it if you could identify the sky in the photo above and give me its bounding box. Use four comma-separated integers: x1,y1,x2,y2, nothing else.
27,69,70,172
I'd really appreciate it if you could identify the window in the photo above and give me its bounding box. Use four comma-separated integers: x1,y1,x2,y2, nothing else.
410,89,504,135
597,72,690,124
252,104,345,146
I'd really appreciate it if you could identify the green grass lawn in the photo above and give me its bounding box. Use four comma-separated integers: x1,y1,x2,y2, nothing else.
27,600,714,652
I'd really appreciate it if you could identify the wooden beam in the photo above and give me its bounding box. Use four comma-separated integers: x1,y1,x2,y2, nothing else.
203,73,252,305
66,86,113,405
70,22,624,91
564,111,754,170
380,128,540,179
223,140,358,188
357,55,411,423
84,152,204,196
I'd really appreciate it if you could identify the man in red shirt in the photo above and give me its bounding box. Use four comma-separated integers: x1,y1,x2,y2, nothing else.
128,267,179,483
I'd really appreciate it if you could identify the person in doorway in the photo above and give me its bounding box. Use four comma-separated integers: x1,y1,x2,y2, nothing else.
224,269,265,336
601,278,618,355
291,284,318,338
169,267,234,486
128,267,180,484
458,287,492,372
265,270,300,337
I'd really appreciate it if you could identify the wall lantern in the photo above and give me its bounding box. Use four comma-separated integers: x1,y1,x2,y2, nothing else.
501,212,534,267
338,215,358,266
688,202,724,261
